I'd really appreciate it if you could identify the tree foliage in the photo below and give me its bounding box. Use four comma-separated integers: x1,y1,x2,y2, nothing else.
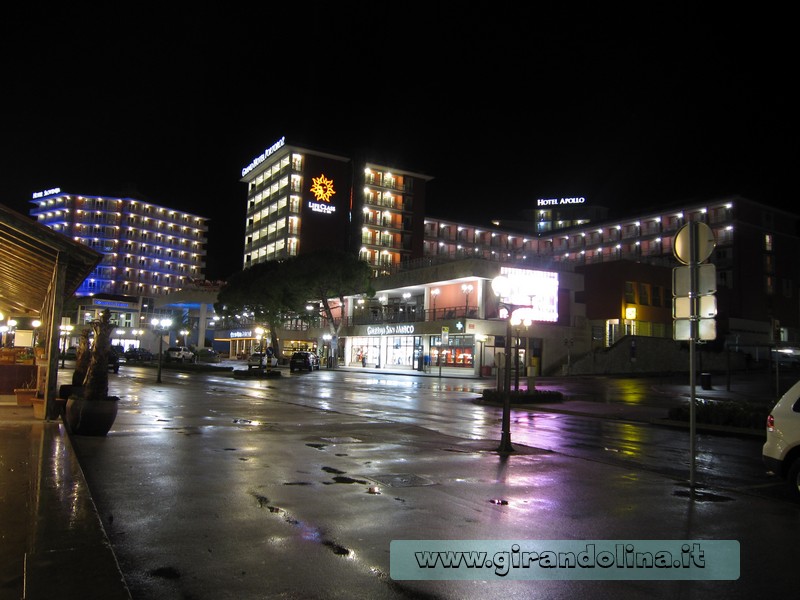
214,251,373,359
290,249,374,336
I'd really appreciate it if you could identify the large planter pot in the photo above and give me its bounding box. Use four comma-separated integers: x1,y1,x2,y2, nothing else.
14,388,37,407
32,398,46,419
65,394,119,436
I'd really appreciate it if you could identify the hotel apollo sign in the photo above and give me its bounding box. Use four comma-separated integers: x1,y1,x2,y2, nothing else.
537,197,586,206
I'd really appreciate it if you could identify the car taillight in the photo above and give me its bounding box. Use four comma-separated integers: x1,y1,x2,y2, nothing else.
767,414,774,431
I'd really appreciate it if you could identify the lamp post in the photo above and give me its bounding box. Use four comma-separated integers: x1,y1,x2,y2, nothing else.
430,288,440,321
492,275,536,454
323,333,332,368
462,283,473,317
7,319,17,348
180,329,190,347
254,326,266,368
59,324,74,368
151,317,173,383
31,319,41,347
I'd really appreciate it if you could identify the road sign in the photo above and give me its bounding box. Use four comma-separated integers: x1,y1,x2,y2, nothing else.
674,318,717,341
673,296,717,319
672,264,716,296
673,221,716,265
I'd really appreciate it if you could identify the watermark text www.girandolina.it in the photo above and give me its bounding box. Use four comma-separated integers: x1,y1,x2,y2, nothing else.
414,543,705,577
391,539,739,580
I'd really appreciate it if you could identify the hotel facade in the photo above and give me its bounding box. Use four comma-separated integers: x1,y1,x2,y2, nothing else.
29,190,209,348
240,137,430,276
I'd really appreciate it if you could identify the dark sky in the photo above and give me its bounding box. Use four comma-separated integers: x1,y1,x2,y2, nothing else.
1,5,793,280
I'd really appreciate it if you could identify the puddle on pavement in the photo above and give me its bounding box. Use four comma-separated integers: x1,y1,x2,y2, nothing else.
149,566,180,579
321,475,368,484
367,473,435,488
320,436,363,444
673,487,734,502
249,491,353,557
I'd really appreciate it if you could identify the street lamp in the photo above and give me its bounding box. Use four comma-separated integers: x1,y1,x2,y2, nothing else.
151,317,173,383
6,319,17,347
322,333,332,368
491,275,537,454
430,288,440,321
462,283,473,317
59,324,74,368
180,329,190,346
32,319,42,349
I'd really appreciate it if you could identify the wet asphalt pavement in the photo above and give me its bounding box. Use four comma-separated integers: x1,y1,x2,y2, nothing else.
57,364,798,600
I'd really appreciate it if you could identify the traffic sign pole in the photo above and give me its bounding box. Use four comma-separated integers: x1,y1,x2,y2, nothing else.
688,223,698,490
673,220,716,492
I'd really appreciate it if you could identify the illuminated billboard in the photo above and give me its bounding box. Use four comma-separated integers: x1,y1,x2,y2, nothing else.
496,266,559,323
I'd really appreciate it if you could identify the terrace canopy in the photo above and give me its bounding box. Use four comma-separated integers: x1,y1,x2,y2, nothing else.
0,202,102,416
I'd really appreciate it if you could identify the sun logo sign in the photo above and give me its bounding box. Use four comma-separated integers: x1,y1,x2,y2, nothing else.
308,174,337,214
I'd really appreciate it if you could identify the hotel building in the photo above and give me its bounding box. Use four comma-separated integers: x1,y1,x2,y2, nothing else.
421,195,800,348
240,137,431,276
29,189,209,346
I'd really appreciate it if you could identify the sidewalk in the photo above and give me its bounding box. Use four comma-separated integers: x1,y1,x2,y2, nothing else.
0,404,131,599
0,367,779,598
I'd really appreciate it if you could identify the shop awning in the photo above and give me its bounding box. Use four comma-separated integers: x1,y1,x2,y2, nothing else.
0,202,101,317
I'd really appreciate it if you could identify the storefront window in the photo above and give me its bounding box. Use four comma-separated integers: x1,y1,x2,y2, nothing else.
429,334,474,368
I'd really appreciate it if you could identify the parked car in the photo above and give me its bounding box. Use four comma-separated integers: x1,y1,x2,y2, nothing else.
60,346,78,360
772,350,800,370
289,351,320,372
763,378,800,499
196,348,221,363
108,348,120,373
124,348,154,362
247,352,266,369
165,346,195,363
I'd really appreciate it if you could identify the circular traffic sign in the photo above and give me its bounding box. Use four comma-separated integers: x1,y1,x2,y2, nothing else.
673,221,716,265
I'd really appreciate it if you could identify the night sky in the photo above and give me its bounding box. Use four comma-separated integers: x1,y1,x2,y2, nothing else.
2,5,792,280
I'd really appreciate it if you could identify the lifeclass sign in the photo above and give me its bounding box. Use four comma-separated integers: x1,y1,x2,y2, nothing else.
242,136,286,177
537,197,586,206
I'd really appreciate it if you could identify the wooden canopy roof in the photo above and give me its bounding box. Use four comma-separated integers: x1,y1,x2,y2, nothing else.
0,202,102,317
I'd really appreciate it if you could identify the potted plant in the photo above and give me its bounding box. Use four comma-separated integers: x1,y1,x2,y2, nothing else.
16,349,34,365
64,309,120,436
13,374,38,407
